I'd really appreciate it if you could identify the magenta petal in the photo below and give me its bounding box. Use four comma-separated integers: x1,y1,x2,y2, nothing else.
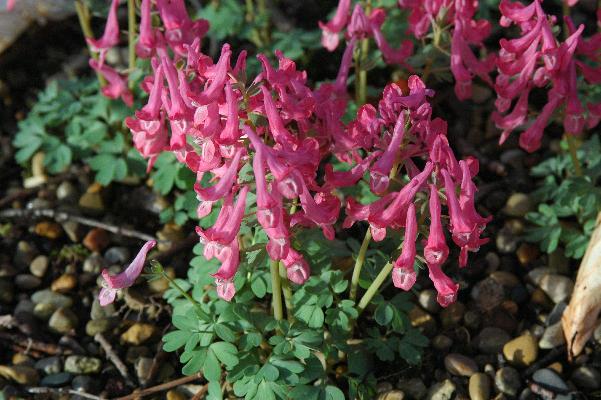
99,287,118,307
101,240,157,289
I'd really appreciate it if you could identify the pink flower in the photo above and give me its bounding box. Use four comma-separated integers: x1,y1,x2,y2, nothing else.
89,59,133,106
428,264,459,307
369,8,414,67
318,0,351,51
370,113,406,194
392,203,418,290
87,0,121,57
216,278,236,301
423,184,449,268
136,0,156,58
156,0,209,55
99,240,156,306
6,0,15,11
194,147,243,201
346,4,371,40
282,249,310,284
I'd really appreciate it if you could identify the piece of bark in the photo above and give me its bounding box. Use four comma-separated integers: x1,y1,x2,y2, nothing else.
562,212,601,359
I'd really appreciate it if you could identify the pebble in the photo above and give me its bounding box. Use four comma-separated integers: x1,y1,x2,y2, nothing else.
444,353,478,377
15,274,41,290
32,289,73,308
495,367,521,396
40,372,72,387
78,189,104,212
485,253,501,271
156,223,184,252
469,373,491,400
464,311,481,330
166,390,187,400
571,366,601,390
475,328,511,354
90,299,115,320
148,267,174,293
29,255,49,278
503,334,538,367
532,369,570,399
490,271,520,288
83,228,110,253
539,322,565,349
34,357,62,375
547,302,567,325
56,181,78,202
14,299,35,315
72,375,98,393
419,290,440,313
0,365,39,385
83,254,106,274
527,268,550,285
496,228,518,254
440,302,465,328
104,247,130,265
48,307,78,334
121,323,156,345
12,353,33,366
64,356,102,375
378,391,405,400
433,335,453,351
51,273,77,293
14,240,38,269
471,278,505,311
85,318,114,336
503,193,532,217
516,243,539,266
409,306,437,336
0,280,14,303
33,221,63,239
62,221,82,242
538,274,574,304
426,379,456,400
397,378,427,400
135,357,153,385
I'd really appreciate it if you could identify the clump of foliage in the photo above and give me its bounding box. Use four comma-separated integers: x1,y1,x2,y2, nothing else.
526,136,601,259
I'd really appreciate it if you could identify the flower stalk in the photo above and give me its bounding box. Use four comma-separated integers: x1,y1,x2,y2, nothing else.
357,261,393,314
127,0,137,86
279,263,294,322
349,228,372,301
270,258,284,322
74,0,107,87
566,134,583,177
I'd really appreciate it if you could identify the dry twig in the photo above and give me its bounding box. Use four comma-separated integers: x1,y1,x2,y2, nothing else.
0,332,72,355
112,373,204,400
94,333,135,387
27,387,104,400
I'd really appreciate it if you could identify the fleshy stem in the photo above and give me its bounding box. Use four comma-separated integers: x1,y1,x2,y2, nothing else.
127,0,137,89
349,228,372,301
74,0,107,87
357,261,393,314
279,263,294,322
565,134,583,177
153,265,209,320
356,38,369,106
270,258,284,323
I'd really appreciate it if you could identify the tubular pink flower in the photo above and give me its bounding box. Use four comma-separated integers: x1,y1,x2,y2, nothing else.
424,184,449,268
282,249,310,284
369,8,414,67
260,86,298,149
318,0,351,51
6,0,15,11
194,147,242,201
323,151,380,190
428,264,459,307
99,240,156,306
215,278,236,301
89,59,133,106
370,113,406,194
136,0,156,58
218,81,241,144
334,38,357,93
194,44,232,105
161,56,188,120
87,0,120,54
347,4,371,40
137,65,164,121
392,203,418,290
213,237,240,280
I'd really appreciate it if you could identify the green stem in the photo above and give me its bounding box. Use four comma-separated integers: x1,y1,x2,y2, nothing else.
565,134,583,177
357,262,393,314
127,0,137,88
74,0,107,86
279,263,294,322
162,272,209,320
355,38,369,106
349,229,372,301
270,259,284,323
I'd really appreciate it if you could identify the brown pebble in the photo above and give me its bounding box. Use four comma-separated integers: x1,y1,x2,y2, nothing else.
531,288,552,308
121,323,156,345
51,274,77,293
83,228,110,252
548,362,563,374
34,221,63,240
516,243,539,266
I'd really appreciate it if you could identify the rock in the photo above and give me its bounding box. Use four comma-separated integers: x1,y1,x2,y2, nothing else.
78,187,104,212
48,307,78,334
378,391,405,400
409,306,437,336
419,290,440,313
538,274,574,304
0,365,39,385
471,278,505,311
397,378,427,400
433,335,453,351
12,353,33,366
90,299,115,320
72,375,99,393
444,353,478,377
0,280,14,303
15,299,35,315
104,247,130,265
532,369,570,397
51,273,77,293
34,357,62,375
32,289,73,308
15,274,41,290
34,221,63,239
516,243,539,266
40,372,72,387
464,311,481,330
490,271,520,287
85,318,114,336
64,356,102,375
426,379,455,400
135,357,153,385
527,267,551,285
83,228,110,252
547,302,567,325
83,254,106,274
62,221,82,242
378,382,394,393
33,303,56,320
485,252,501,271
14,240,38,269
156,223,184,252
31,152,46,178
571,366,601,390
121,323,156,345
496,228,518,254
56,181,78,202
495,367,521,396
503,193,532,217
475,328,511,354
469,373,491,400
539,323,565,349
166,390,187,400
29,255,49,278
440,302,465,328
503,334,538,367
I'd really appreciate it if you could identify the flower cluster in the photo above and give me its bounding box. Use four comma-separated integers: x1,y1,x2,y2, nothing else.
493,0,601,152
397,0,495,100
318,0,414,67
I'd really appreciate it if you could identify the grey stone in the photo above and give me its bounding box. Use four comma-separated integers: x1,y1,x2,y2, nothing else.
31,289,73,308
475,327,511,354
83,254,105,274
471,277,505,311
538,274,574,304
135,357,153,385
40,372,72,387
48,307,78,334
90,298,116,320
397,378,427,400
539,322,565,349
418,290,440,313
33,303,56,320
34,357,62,375
503,193,532,217
14,299,34,315
15,274,41,290
29,255,49,278
444,353,478,377
571,366,601,390
496,228,518,254
85,318,114,336
426,380,455,400
72,375,99,393
14,241,38,269
56,181,78,202
64,356,102,375
495,367,521,396
0,280,14,303
104,247,130,265
432,335,453,351
547,302,567,325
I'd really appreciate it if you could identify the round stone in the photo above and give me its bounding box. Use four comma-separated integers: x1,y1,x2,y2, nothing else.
40,372,72,387
495,367,521,396
468,373,490,400
503,193,532,217
29,255,49,278
571,366,601,390
475,327,511,354
426,379,455,400
503,334,538,367
34,357,62,375
15,274,41,290
48,307,78,334
444,353,478,377
64,356,102,375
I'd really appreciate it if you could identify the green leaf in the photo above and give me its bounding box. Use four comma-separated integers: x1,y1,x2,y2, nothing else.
374,303,394,326
204,349,222,381
214,324,237,343
210,342,239,368
182,349,206,375
162,330,189,352
324,385,345,400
